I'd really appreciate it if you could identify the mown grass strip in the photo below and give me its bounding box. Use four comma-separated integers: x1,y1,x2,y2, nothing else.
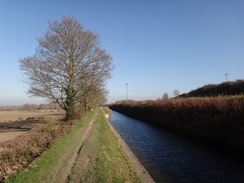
68,108,142,183
4,111,95,183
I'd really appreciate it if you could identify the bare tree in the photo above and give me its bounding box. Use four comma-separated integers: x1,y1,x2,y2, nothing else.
75,60,110,112
38,102,62,110
162,92,169,100
22,104,38,111
173,89,180,97
19,17,113,121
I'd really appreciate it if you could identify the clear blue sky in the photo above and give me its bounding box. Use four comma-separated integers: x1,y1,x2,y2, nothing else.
0,0,243,105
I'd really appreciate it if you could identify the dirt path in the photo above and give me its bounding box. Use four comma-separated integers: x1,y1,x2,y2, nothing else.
64,113,97,183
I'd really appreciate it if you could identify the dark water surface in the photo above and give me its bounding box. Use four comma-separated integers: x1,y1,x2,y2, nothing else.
109,111,244,183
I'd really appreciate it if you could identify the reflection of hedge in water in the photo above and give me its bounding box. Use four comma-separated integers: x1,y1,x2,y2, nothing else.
109,96,244,150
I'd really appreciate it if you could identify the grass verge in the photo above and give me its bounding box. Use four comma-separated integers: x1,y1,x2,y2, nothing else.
4,108,142,183
67,108,141,183
3,112,95,183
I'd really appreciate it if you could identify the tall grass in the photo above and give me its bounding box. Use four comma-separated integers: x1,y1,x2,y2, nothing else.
109,96,244,150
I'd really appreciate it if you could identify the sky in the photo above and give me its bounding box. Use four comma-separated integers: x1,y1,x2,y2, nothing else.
0,0,243,105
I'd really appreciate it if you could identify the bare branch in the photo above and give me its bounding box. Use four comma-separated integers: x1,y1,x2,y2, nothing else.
19,16,113,120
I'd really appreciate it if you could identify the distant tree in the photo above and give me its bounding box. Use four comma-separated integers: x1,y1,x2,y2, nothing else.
38,103,62,110
19,17,113,121
173,89,180,97
162,93,169,100
38,104,48,110
22,104,38,111
47,102,62,110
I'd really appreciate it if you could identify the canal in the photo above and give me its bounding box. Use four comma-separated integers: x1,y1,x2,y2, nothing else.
109,110,244,183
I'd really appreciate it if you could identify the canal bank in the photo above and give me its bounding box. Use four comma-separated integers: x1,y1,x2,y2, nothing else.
101,108,155,183
4,108,155,183
109,98,244,151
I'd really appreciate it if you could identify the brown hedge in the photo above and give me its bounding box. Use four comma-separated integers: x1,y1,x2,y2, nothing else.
109,96,244,150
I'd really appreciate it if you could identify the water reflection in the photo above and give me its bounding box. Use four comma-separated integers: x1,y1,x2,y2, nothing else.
110,111,244,183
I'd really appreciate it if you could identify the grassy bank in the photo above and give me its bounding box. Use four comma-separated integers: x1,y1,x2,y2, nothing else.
0,117,76,180
4,108,142,183
68,108,141,183
109,96,244,150
3,112,94,183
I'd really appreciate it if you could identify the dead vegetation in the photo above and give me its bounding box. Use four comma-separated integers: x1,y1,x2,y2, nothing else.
0,110,69,180
0,118,77,180
110,96,244,150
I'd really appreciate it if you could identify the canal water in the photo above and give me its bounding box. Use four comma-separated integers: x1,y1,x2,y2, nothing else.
109,110,244,183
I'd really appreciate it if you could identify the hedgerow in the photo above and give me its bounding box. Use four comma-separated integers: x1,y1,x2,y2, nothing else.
110,96,244,150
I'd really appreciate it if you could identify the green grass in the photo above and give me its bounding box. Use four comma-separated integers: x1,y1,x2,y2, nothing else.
4,108,141,183
4,112,95,183
68,108,141,183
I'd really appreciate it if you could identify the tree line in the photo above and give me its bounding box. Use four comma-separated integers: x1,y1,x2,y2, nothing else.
0,103,61,111
180,80,244,97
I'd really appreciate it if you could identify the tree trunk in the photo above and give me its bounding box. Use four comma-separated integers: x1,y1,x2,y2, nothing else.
84,100,88,113
65,101,75,121
65,85,75,121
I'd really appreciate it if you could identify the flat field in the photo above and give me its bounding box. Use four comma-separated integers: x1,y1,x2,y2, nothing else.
0,110,65,143
0,110,65,122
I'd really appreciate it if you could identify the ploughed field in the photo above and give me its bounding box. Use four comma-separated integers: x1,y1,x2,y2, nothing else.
0,110,65,143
